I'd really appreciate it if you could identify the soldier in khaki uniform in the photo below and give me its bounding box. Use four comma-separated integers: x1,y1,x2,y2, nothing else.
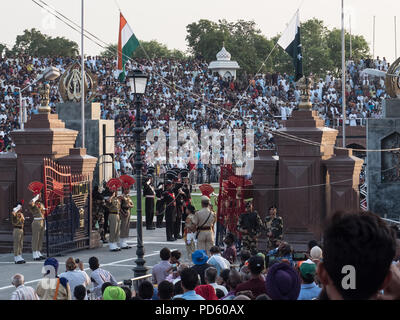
119,188,133,249
106,191,121,252
11,202,26,264
29,194,46,261
193,196,216,256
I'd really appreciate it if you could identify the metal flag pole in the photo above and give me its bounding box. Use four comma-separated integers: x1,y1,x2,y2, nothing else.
81,0,85,149
373,16,376,59
395,16,398,60
349,15,352,59
342,0,346,148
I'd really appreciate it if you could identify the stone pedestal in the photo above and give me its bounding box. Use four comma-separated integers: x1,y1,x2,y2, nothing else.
11,113,78,214
323,149,364,218
56,102,114,187
367,98,400,219
275,110,338,249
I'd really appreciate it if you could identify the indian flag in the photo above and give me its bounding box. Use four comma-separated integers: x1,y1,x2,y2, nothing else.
278,10,303,81
118,12,140,82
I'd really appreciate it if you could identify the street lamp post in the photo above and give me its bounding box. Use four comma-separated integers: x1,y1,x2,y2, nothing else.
127,69,148,278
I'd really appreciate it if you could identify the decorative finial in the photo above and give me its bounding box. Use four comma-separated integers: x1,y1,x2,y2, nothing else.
297,76,313,111
38,82,51,114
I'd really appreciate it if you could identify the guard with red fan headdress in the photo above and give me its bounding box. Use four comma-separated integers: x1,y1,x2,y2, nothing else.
28,181,46,261
119,175,135,249
11,200,26,264
192,184,217,256
180,169,192,236
105,178,122,252
162,179,177,241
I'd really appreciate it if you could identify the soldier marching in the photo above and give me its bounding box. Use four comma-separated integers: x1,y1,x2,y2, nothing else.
11,201,25,264
264,205,283,251
237,201,264,255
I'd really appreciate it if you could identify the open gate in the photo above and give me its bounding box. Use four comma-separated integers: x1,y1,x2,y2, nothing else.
43,158,91,256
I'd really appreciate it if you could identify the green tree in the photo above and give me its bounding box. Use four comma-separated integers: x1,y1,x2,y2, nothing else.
100,44,118,59
12,28,78,56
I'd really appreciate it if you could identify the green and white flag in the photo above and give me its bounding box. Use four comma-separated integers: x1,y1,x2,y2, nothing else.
118,12,140,82
278,10,303,81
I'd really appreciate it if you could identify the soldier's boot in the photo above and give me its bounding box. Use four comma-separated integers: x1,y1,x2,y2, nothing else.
33,251,41,261
120,238,132,249
37,251,46,260
109,242,120,252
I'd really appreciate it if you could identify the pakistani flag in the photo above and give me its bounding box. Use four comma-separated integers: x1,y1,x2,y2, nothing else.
278,10,303,81
118,13,140,82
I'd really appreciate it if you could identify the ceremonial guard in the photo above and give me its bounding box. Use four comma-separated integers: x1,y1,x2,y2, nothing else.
92,186,107,243
11,201,26,264
101,182,113,242
155,182,165,228
193,185,217,255
173,178,185,239
143,169,156,230
237,201,263,255
163,174,177,241
264,206,283,251
105,178,122,252
180,169,192,236
119,175,135,249
28,181,46,261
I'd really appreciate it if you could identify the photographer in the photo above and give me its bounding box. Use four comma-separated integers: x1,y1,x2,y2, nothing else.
58,257,91,300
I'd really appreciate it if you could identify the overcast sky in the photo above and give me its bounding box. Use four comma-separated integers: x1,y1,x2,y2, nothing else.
1,0,399,63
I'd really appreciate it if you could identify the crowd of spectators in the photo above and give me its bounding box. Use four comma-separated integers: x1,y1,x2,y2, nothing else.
0,53,390,177
10,210,400,300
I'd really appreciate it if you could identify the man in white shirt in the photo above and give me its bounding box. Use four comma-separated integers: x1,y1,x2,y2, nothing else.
205,266,228,296
58,258,91,300
10,274,39,300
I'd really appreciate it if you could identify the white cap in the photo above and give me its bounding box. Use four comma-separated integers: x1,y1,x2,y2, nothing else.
310,246,323,260
201,196,210,202
13,205,22,213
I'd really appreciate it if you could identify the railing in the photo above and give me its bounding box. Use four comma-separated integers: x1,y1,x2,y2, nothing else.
334,118,367,127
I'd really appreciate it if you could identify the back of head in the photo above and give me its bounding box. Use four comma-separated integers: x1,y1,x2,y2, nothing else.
227,269,242,290
248,255,264,275
11,274,24,287
89,256,99,270
322,211,396,300
173,280,184,296
215,288,225,299
73,285,87,300
160,247,171,261
120,286,132,300
194,284,218,300
138,281,154,299
209,246,221,255
65,257,77,271
205,267,218,284
171,250,181,261
158,280,174,300
101,282,112,296
240,250,251,262
180,268,199,291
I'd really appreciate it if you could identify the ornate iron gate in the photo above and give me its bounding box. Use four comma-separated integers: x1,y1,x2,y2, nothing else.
43,158,91,256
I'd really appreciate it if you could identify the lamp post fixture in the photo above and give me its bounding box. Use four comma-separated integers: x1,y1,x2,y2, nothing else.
127,69,148,278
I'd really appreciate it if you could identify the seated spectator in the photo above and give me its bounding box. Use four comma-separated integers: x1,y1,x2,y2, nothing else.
190,250,211,284
297,260,321,300
265,262,301,300
103,286,126,300
138,280,154,300
235,255,267,298
317,211,398,300
59,257,91,299
205,267,228,296
233,294,251,300
221,269,242,300
166,263,188,284
158,280,174,300
170,250,182,267
88,256,118,299
152,247,172,285
101,282,112,299
239,250,251,280
73,285,87,301
120,286,132,300
36,258,71,300
173,280,184,297
174,268,204,300
207,246,230,275
217,268,230,288
10,274,39,300
222,233,237,264
256,294,271,300
310,246,323,264
195,284,218,300
267,241,294,266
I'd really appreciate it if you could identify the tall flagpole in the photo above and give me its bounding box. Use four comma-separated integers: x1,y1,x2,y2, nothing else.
373,16,376,59
395,16,398,60
342,0,346,148
81,0,85,149
349,15,352,59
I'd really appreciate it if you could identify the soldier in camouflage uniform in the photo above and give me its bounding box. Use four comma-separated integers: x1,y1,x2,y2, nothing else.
92,186,106,242
264,206,283,251
237,201,263,255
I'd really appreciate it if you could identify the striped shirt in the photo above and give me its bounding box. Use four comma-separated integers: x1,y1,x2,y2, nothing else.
90,268,118,299
11,285,39,300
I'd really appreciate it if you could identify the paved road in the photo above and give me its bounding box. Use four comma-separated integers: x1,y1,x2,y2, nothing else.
0,226,188,300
